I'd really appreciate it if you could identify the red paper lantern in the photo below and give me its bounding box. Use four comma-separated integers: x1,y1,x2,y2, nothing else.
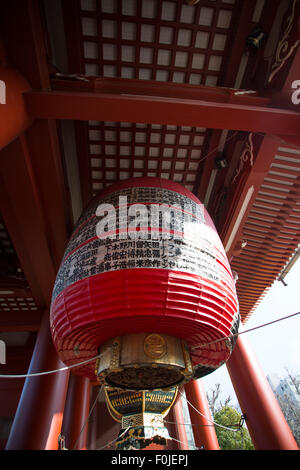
50,177,239,382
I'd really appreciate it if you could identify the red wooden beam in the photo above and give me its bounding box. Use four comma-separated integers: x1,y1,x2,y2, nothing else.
0,352,32,377
239,250,295,263
0,0,71,309
25,120,70,268
220,0,257,87
263,13,300,145
237,264,283,275
24,89,300,135
0,137,57,307
194,129,223,202
61,0,85,75
51,76,271,106
0,310,42,332
276,45,300,147
220,136,280,258
0,0,50,89
92,77,268,105
0,278,28,291
74,121,92,208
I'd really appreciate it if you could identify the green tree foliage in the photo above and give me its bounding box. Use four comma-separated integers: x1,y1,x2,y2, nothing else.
213,406,254,450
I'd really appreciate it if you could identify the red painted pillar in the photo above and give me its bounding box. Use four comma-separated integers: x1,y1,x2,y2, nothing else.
92,397,120,450
184,379,220,450
165,407,179,450
5,312,69,450
172,397,189,450
61,374,91,450
0,66,32,150
87,386,100,450
227,333,299,450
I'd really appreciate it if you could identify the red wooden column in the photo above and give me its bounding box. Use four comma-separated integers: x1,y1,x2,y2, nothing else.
87,386,100,450
227,333,299,450
165,407,179,450
184,379,220,450
171,396,189,450
5,312,70,450
61,374,91,450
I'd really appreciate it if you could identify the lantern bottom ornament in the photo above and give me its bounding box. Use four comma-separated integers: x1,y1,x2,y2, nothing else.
105,386,178,450
96,333,193,390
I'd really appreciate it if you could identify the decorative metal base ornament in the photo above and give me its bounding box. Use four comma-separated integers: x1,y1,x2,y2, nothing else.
104,386,178,450
96,333,193,390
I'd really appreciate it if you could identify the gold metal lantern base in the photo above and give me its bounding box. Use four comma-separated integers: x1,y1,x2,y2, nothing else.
104,386,178,450
95,332,193,390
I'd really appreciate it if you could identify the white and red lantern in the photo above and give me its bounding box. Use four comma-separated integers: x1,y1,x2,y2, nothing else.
50,177,239,385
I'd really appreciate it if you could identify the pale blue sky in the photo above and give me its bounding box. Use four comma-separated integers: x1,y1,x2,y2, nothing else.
201,256,300,405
